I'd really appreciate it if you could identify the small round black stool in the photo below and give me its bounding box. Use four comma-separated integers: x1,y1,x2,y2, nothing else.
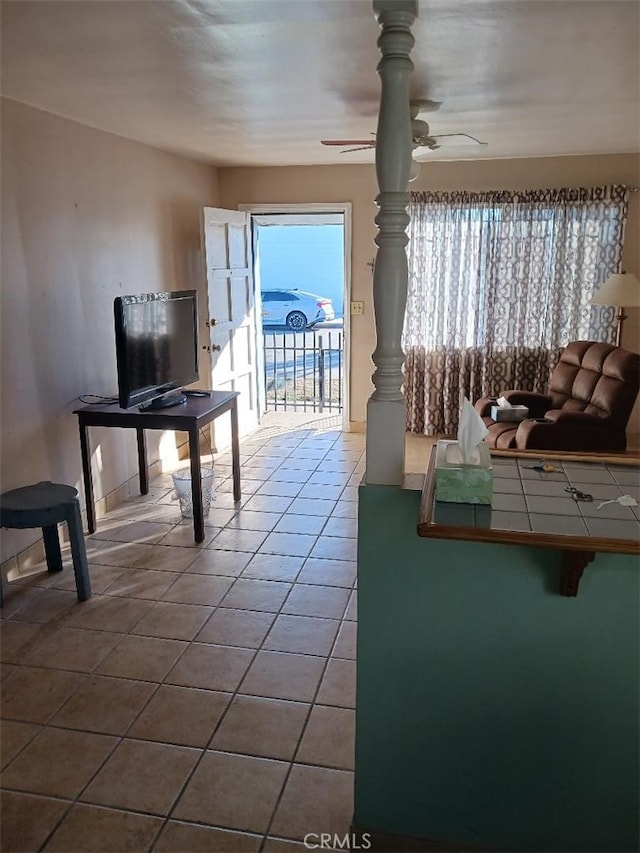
0,481,91,604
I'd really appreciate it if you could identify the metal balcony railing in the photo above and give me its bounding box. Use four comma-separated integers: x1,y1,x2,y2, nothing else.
263,329,344,412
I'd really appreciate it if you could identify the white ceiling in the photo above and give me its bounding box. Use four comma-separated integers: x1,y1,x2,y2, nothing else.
1,0,639,167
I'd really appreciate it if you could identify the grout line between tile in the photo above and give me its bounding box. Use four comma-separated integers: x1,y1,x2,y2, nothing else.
1,425,364,851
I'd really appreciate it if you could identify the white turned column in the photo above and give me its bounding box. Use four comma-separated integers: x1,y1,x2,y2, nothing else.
366,0,417,486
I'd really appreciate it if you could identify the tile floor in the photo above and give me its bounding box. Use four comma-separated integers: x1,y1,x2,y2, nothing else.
1,422,365,852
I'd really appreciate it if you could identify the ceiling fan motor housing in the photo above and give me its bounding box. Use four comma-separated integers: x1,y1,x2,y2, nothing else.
411,118,438,149
411,118,430,137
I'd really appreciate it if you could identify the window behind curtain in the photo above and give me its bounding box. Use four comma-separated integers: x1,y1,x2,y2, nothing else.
403,186,629,435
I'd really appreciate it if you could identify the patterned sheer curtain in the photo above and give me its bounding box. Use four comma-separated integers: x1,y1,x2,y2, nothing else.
403,185,630,435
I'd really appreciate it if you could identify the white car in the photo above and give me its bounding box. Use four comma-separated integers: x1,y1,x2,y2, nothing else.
261,289,335,330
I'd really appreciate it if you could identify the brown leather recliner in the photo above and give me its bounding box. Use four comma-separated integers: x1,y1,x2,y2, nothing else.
475,341,640,452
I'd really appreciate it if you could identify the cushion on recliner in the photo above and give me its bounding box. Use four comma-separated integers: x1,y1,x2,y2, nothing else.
478,341,640,453
549,342,639,425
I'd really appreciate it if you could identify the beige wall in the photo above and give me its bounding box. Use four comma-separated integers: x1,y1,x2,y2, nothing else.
1,98,219,561
219,153,640,427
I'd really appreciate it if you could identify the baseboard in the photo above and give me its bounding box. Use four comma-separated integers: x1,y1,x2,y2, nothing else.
1,450,175,582
491,447,640,465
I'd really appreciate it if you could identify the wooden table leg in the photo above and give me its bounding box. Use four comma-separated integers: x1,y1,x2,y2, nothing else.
231,399,241,503
136,428,149,495
189,428,204,543
561,551,595,596
78,421,96,533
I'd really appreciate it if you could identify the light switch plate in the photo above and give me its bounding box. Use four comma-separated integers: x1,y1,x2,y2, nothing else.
351,301,364,316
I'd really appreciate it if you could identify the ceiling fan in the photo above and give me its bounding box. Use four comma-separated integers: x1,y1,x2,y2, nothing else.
321,100,487,157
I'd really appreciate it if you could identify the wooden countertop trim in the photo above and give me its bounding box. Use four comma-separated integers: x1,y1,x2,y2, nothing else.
418,446,640,556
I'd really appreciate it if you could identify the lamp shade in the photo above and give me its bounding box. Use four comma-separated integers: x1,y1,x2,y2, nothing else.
591,272,640,307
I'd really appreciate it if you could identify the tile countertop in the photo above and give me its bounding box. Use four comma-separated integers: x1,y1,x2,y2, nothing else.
418,448,640,556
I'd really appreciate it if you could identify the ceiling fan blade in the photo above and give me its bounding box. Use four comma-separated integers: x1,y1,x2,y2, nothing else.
320,140,375,146
430,133,488,146
410,99,442,115
340,145,377,153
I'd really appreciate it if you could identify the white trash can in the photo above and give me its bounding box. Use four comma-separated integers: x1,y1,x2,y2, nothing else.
171,467,215,519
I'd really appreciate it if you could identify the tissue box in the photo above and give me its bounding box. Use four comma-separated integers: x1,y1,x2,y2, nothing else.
490,404,529,422
434,439,493,505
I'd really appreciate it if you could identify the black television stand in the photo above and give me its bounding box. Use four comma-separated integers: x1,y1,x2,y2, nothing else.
74,391,241,543
140,391,187,411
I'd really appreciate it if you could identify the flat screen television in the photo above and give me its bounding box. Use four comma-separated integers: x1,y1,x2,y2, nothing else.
114,290,199,409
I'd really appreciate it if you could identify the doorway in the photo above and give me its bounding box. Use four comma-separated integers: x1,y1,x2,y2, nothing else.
243,205,352,432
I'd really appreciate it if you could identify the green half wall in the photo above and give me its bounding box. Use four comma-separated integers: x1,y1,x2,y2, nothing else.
355,484,639,852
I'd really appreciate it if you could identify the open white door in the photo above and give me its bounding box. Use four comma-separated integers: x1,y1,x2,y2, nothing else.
202,207,259,450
